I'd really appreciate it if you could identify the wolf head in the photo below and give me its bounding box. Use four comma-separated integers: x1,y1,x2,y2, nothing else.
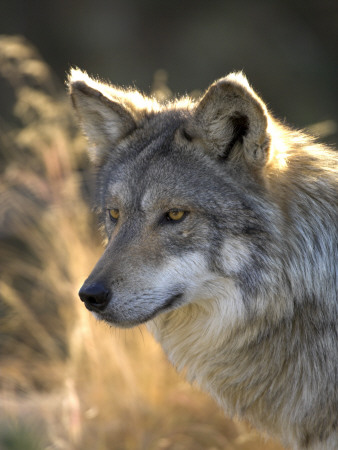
68,69,279,328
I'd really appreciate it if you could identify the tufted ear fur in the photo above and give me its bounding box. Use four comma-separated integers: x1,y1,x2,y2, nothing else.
68,68,156,166
185,72,271,169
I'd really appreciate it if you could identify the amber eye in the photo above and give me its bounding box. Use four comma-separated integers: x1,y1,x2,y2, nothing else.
108,209,120,221
166,210,186,222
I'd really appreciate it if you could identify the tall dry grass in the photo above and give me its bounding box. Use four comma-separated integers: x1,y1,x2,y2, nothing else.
0,35,284,450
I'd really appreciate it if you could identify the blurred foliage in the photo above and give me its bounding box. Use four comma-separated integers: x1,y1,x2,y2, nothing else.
0,35,91,381
0,420,45,450
0,36,286,449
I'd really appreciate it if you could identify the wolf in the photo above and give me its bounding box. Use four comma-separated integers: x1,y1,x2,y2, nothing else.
68,68,337,450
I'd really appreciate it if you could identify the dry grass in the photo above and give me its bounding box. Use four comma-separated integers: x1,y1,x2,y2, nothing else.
0,35,284,450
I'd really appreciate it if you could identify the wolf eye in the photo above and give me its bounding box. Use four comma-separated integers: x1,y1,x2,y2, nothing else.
165,210,186,222
108,209,120,222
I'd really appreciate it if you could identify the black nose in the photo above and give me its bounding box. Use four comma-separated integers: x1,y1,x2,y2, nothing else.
78,282,110,312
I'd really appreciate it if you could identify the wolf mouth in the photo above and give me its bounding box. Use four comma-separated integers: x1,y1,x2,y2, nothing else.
160,292,184,310
132,292,185,323
98,292,185,328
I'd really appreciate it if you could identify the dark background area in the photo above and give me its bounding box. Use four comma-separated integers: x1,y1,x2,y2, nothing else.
0,0,337,141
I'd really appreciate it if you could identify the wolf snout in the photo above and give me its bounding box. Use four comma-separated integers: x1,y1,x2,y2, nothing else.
78,282,110,312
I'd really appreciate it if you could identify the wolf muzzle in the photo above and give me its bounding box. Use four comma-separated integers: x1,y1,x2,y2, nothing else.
78,282,110,312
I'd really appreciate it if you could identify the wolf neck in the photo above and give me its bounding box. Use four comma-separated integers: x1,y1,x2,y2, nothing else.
148,289,331,444
149,294,285,406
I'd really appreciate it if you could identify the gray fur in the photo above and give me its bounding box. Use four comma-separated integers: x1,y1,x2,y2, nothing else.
68,68,338,450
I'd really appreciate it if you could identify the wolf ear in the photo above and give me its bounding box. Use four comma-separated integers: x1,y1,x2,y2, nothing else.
68,68,137,165
187,73,271,168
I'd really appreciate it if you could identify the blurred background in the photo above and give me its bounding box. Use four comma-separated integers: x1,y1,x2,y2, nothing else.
0,1,336,449
0,0,337,142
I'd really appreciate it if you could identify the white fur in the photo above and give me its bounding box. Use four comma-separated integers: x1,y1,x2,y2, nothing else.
221,237,250,274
